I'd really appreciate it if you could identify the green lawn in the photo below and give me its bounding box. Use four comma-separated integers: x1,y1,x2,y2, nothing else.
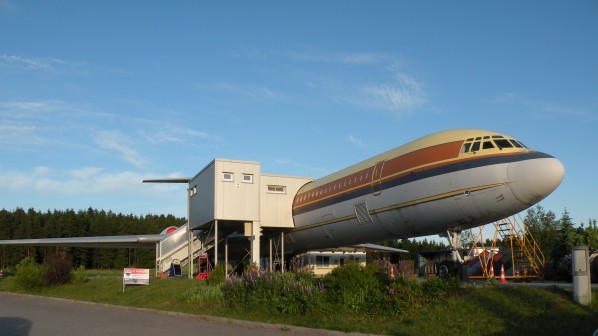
1,273,597,335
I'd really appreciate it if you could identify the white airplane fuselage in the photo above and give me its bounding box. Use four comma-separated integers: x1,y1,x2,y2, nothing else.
285,129,564,253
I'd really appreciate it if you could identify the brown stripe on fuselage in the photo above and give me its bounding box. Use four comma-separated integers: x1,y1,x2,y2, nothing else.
293,141,463,209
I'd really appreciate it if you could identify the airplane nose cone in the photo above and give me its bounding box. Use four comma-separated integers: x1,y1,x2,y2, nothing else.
508,154,565,206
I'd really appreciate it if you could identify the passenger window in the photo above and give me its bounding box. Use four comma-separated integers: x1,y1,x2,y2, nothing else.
471,141,481,152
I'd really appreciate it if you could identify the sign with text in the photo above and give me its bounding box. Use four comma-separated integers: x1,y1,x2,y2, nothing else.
123,268,149,291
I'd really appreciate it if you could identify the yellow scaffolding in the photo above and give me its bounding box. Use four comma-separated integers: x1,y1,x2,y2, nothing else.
468,215,545,280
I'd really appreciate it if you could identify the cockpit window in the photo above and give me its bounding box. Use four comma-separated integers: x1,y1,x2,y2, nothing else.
494,139,513,149
482,141,495,149
460,134,529,153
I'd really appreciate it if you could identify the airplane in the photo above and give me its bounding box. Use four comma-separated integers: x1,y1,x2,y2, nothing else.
0,129,565,276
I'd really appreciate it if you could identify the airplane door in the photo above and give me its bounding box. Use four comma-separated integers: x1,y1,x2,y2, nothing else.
371,161,385,196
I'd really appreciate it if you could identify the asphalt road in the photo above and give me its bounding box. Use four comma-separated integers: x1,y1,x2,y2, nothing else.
0,292,368,336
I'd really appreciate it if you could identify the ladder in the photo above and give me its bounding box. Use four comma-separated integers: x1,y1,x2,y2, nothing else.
494,216,545,278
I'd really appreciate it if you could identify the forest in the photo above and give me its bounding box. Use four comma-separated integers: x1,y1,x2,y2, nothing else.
1,206,596,271
0,207,184,270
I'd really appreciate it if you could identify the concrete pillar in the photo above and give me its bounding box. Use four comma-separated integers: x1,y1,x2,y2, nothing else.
572,246,591,306
250,221,260,267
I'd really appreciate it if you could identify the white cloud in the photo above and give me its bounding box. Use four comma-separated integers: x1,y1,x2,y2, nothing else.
94,130,147,167
356,73,425,115
209,82,285,102
347,134,367,148
0,166,185,194
0,54,64,72
140,125,219,144
258,49,425,115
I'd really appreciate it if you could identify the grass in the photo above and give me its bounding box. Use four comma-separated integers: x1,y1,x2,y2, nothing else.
1,272,597,335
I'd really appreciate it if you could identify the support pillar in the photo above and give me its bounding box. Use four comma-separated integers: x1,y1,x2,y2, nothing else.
269,238,273,272
250,221,260,267
281,231,285,273
225,237,228,278
214,220,218,266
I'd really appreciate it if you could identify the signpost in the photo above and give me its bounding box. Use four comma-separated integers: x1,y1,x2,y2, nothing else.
123,268,150,292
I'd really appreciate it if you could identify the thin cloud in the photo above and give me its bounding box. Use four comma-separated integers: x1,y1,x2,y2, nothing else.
0,54,59,71
347,134,367,148
0,166,185,194
209,82,285,102
140,125,220,144
94,130,147,167
264,49,424,115
356,73,425,115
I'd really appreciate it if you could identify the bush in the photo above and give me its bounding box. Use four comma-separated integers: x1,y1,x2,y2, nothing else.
208,263,226,285
43,251,72,285
221,263,462,317
323,263,389,315
71,265,87,284
223,268,325,314
14,257,47,290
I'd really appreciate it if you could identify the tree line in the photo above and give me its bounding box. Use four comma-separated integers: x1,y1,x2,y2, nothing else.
1,206,596,271
525,205,598,264
0,207,185,270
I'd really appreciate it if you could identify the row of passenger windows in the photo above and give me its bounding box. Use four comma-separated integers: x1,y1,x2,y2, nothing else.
460,135,528,154
297,171,371,203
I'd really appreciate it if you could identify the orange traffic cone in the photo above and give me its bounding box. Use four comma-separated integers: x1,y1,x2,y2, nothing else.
499,264,508,284
389,265,395,278
488,264,495,278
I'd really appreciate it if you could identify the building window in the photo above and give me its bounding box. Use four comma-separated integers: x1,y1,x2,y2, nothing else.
223,172,233,181
316,255,330,268
242,174,253,183
267,185,286,194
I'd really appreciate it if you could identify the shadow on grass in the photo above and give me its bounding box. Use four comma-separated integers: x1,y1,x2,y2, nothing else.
466,287,598,336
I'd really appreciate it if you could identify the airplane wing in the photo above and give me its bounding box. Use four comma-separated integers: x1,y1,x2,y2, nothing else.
0,234,166,249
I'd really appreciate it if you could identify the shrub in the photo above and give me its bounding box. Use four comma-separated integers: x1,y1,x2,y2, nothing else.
43,251,72,285
323,263,389,315
14,257,47,290
222,268,325,315
421,276,461,299
208,263,226,285
71,265,87,284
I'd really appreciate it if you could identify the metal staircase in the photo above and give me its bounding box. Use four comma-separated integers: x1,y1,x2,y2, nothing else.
493,216,545,278
156,223,214,274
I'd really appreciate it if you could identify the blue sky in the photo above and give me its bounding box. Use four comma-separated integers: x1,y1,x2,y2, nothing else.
1,1,596,230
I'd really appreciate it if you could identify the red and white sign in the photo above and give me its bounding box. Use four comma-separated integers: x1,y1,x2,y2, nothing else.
123,268,150,286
